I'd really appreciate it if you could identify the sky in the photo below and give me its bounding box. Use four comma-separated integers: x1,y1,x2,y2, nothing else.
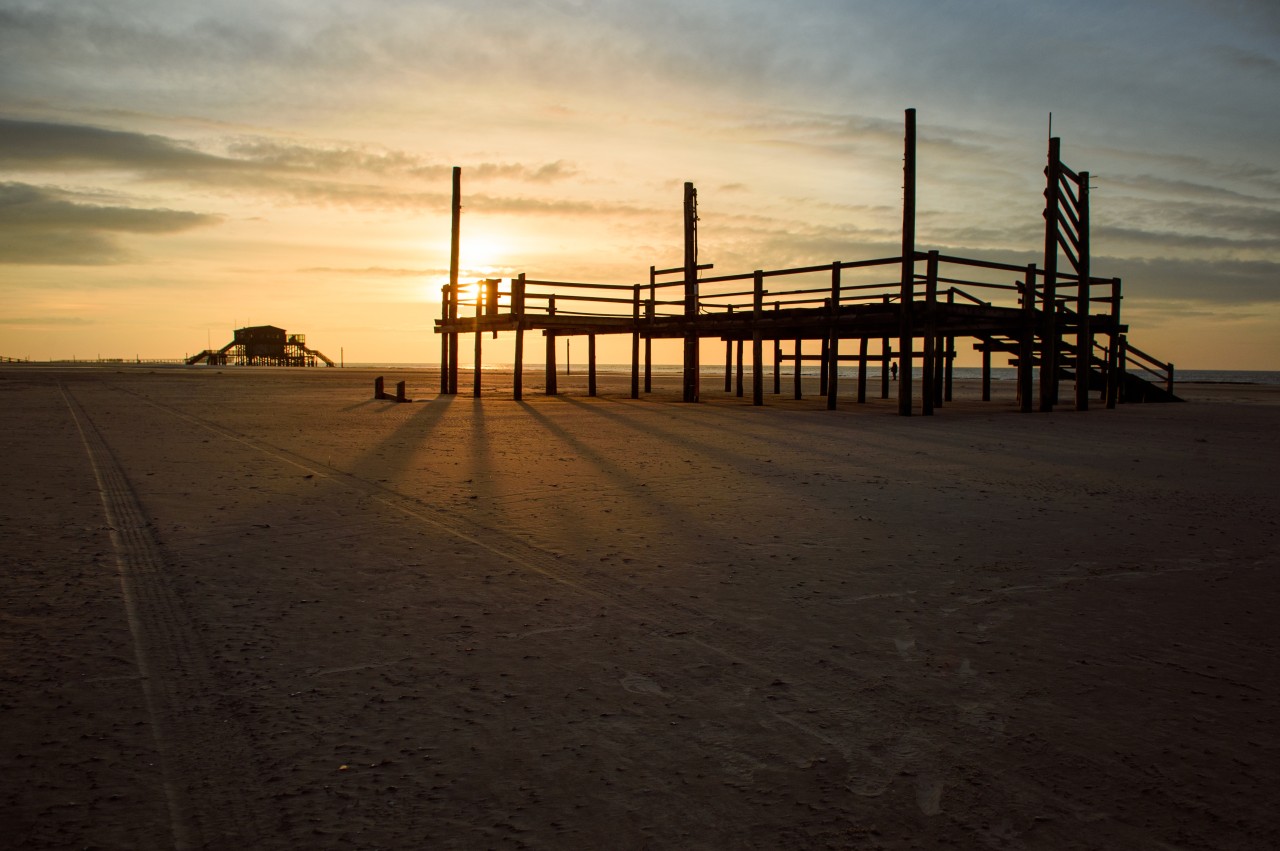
1,0,1277,368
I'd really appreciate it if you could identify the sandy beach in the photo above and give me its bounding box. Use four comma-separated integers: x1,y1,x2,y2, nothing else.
2,364,1277,849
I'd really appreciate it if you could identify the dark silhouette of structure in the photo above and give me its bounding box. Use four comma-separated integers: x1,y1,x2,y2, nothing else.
187,325,334,367
436,111,1179,413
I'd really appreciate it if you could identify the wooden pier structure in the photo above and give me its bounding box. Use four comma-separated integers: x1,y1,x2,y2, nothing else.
435,111,1178,413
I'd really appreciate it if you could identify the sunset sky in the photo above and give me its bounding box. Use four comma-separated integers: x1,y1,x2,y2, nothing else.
2,0,1277,368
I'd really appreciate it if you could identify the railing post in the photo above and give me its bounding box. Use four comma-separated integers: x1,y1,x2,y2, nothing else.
826,263,840,411
773,303,781,395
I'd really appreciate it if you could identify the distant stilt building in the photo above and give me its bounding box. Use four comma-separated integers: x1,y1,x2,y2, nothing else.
186,325,334,366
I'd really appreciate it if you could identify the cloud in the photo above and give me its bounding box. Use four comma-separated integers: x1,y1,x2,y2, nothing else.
299,266,444,277
0,117,236,172
0,182,220,264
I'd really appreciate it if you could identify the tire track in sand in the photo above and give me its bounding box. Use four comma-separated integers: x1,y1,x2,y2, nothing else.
113,385,957,800
61,383,268,849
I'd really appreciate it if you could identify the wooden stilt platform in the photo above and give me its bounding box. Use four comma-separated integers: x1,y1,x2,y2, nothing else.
436,111,1179,413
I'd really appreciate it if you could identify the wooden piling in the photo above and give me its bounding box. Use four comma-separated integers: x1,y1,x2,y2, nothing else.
1019,264,1036,413
631,284,641,399
752,271,763,406
440,285,451,395
513,275,525,401
898,108,917,417
395,380,408,403
921,250,937,416
794,339,803,400
473,287,483,398
858,337,869,403
374,375,385,399
1106,277,1121,409
682,181,700,403
588,334,597,397
1040,137,1061,413
546,295,557,396
448,166,461,396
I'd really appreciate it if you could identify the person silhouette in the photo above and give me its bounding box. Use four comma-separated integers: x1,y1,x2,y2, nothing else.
891,362,898,381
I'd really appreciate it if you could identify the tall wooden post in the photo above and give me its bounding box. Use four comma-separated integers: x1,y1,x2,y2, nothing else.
546,295,557,395
448,166,462,396
1041,137,1061,412
1075,170,1092,411
1019,264,1036,413
898,108,917,416
682,182,700,403
921,250,937,416
752,271,764,406
513,275,525,401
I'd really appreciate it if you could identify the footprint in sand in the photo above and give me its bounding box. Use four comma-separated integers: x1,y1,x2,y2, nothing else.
915,774,944,815
620,672,665,696
893,637,916,660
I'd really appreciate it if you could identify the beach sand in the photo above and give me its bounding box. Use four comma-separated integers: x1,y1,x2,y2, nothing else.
2,364,1277,849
